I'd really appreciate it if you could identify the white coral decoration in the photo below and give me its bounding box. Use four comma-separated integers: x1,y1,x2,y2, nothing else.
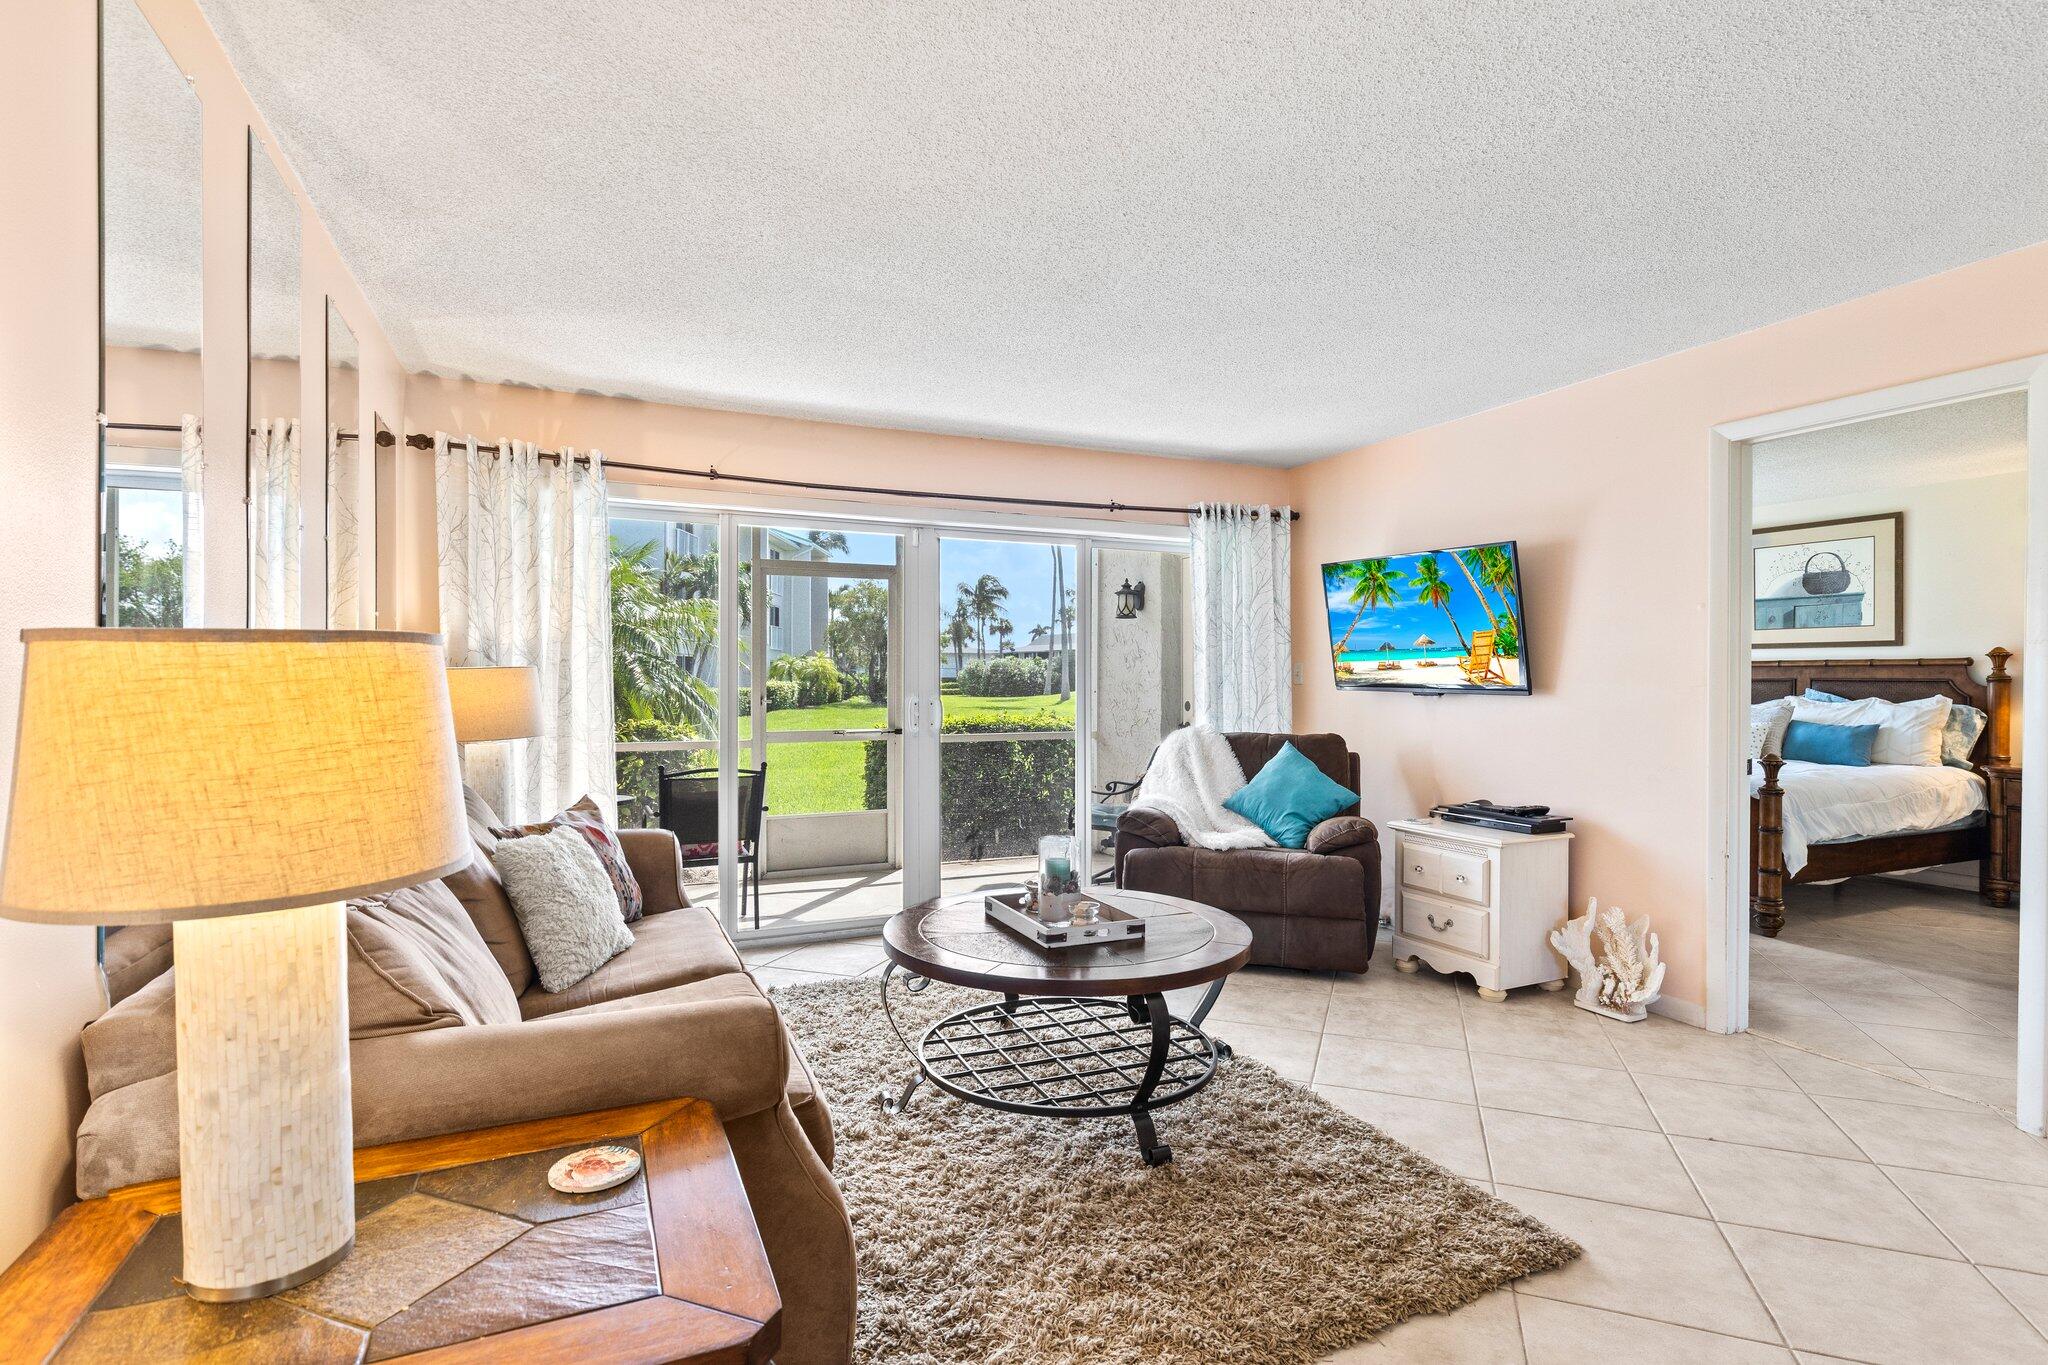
1549,898,1664,1022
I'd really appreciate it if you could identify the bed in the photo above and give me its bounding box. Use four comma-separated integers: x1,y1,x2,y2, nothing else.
1750,651,2017,937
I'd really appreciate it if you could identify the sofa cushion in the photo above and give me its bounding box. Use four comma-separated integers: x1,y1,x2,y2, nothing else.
519,904,743,1018
81,964,178,1101
1124,844,1365,920
495,795,645,922
102,923,173,1005
1222,742,1358,848
464,782,504,855
618,829,689,915
1226,732,1354,800
494,826,637,993
347,881,523,1037
441,850,536,996
1306,815,1376,854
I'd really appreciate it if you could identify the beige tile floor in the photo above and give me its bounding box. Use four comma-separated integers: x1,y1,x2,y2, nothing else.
750,909,2048,1362
1751,878,2020,1116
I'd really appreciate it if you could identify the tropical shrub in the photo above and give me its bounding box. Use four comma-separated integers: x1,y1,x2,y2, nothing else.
614,715,707,829
768,651,845,707
765,678,800,712
957,655,1044,697
864,712,1075,860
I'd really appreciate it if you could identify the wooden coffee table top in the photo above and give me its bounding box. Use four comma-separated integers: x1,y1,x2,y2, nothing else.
0,1099,778,1365
883,890,1251,996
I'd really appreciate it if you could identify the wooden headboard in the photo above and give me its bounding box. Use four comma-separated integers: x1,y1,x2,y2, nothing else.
1750,649,2014,768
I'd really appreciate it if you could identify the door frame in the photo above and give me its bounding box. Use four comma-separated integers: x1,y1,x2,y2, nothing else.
1704,353,2048,1133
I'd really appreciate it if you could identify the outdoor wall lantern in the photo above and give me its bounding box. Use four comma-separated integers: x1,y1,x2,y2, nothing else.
1115,579,1146,619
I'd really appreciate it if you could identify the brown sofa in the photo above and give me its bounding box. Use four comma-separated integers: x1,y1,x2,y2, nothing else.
1115,731,1379,973
73,792,856,1365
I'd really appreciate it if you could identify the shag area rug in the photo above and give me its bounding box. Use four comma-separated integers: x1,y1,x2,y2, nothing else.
772,977,1579,1365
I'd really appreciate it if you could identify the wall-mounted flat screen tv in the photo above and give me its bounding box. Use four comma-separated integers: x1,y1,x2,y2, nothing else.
1322,540,1531,694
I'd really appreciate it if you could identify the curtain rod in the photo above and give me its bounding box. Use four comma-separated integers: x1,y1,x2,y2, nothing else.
378,428,1299,521
104,420,357,442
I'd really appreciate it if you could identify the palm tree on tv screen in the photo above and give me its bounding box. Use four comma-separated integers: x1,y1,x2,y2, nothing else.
1330,558,1403,659
1410,554,1470,655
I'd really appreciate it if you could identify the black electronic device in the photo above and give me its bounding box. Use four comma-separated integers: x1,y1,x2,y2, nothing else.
1430,800,1572,835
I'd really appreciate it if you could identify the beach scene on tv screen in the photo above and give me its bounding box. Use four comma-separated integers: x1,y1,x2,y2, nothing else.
1323,543,1525,691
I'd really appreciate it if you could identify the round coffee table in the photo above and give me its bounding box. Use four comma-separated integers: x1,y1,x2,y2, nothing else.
878,890,1252,1165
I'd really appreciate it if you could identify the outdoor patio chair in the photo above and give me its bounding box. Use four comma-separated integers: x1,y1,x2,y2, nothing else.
657,763,769,929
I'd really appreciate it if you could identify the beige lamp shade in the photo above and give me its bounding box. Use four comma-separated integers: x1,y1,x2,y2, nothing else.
0,629,469,925
447,664,542,744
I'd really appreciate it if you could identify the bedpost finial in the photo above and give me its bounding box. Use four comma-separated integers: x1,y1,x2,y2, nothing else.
1988,646,2012,679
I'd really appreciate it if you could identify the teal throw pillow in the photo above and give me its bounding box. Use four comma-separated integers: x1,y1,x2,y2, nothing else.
1222,742,1357,848
1781,719,1880,767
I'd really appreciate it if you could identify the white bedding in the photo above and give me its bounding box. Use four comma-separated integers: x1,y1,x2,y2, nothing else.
1750,760,1987,875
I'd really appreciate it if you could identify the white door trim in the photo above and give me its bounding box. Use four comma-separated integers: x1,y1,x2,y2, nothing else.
1705,353,2048,1135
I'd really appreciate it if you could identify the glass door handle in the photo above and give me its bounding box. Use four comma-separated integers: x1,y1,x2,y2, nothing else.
831,728,904,736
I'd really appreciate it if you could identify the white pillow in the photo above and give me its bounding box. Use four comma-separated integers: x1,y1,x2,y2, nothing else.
492,825,636,993
1749,698,1793,757
1787,694,1952,767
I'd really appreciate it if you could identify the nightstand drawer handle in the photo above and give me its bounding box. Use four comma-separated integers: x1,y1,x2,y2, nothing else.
1426,912,1454,932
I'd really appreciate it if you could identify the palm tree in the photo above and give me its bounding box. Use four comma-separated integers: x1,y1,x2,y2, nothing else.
1410,554,1470,654
994,616,1015,653
1451,549,1502,634
1330,559,1403,659
609,538,715,734
947,597,972,672
965,574,1009,661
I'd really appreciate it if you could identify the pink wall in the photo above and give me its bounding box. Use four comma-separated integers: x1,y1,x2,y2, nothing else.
1291,241,2048,1012
0,0,111,1262
397,373,1295,629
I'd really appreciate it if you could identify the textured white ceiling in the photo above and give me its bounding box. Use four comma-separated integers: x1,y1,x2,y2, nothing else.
1753,391,2028,506
194,1,2048,464
103,0,202,353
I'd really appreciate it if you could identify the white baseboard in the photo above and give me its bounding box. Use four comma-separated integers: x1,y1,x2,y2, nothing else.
1648,995,1706,1029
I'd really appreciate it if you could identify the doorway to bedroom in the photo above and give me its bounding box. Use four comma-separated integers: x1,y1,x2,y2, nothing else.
1727,386,2029,1115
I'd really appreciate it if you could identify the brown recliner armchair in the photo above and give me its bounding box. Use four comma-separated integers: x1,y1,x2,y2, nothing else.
1114,731,1379,973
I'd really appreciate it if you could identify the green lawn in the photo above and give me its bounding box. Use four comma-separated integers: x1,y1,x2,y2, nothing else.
736,692,1077,815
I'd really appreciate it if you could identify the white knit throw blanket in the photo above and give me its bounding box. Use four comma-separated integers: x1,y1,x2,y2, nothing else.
1130,725,1275,850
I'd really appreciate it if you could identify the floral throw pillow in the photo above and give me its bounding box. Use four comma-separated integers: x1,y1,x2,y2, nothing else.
494,796,644,922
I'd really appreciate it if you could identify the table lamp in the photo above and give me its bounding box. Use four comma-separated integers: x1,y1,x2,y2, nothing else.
447,664,542,747
0,628,467,1301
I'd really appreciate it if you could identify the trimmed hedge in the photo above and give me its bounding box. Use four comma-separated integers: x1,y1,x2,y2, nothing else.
615,716,709,828
957,655,1047,697
865,711,1075,861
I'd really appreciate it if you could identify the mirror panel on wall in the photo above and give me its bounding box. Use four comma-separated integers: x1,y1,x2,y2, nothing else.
98,0,203,1005
99,0,202,632
325,301,364,626
248,133,301,627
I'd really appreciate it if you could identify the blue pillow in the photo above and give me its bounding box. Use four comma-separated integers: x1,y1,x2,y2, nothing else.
1222,742,1357,848
1803,688,1851,703
1781,719,1880,766
1943,704,1988,769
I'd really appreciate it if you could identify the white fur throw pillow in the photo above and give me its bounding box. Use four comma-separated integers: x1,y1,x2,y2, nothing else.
492,825,635,993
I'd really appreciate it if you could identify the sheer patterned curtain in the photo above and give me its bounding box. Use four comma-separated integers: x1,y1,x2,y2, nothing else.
436,434,616,823
179,414,204,624
1190,502,1292,732
248,417,299,627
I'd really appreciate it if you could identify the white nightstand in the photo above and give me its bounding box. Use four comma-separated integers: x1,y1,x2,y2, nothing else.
1388,817,1573,1001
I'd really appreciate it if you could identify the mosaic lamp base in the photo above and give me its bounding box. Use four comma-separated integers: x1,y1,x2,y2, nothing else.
172,902,356,1301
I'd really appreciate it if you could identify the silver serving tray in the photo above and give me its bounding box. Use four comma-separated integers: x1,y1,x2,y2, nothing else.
983,888,1148,949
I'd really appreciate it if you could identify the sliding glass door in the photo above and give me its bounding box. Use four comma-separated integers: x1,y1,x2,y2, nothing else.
933,534,1085,898
735,522,907,934
608,497,1182,943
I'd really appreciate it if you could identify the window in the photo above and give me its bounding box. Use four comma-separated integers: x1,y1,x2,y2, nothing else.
770,603,781,627
102,463,186,627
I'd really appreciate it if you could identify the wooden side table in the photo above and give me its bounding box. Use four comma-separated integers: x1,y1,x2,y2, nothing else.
1984,764,2021,908
0,1098,779,1364
1388,816,1573,1001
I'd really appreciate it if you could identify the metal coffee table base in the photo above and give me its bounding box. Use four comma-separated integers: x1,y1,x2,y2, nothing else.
878,964,1231,1165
